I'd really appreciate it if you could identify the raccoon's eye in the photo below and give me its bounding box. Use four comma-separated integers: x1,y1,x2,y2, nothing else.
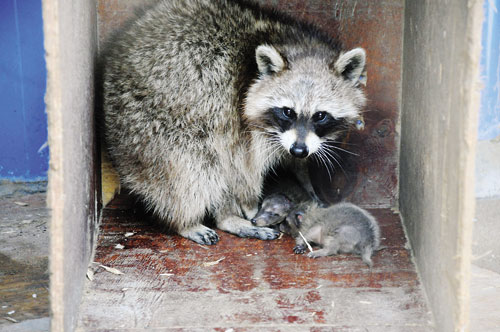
313,112,327,122
282,107,295,119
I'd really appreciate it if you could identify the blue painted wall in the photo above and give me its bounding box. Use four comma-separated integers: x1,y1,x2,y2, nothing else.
0,0,48,181
479,0,500,140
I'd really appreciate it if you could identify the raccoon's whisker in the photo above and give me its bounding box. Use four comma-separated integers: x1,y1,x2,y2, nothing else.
313,151,333,181
247,130,277,139
259,139,283,169
326,144,359,156
314,147,337,181
321,143,342,160
247,124,278,135
248,132,281,148
321,145,354,179
251,141,279,160
265,147,284,172
320,145,347,177
325,139,358,147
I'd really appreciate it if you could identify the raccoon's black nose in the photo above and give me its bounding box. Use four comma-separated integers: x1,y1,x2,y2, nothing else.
251,218,257,225
290,143,309,158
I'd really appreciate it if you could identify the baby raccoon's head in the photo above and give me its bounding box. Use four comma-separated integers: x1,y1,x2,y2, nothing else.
251,193,294,227
245,44,366,159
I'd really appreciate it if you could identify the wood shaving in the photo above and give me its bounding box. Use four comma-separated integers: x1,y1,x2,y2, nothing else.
86,269,94,281
359,300,372,304
390,207,400,215
203,257,225,267
159,273,174,276
197,244,209,250
7,311,15,315
298,231,314,252
472,250,493,261
100,264,124,275
14,201,28,206
277,232,284,240
124,232,135,237
3,317,18,323
115,244,125,249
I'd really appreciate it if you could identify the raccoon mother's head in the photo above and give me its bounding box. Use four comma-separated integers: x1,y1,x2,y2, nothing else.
244,44,366,159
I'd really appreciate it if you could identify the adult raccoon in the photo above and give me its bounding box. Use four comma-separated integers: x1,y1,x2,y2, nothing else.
102,0,367,245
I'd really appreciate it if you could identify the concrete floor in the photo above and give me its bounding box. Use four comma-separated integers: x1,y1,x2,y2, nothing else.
0,191,50,332
470,197,500,332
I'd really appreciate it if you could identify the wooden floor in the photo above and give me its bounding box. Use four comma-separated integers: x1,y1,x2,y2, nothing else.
77,194,434,331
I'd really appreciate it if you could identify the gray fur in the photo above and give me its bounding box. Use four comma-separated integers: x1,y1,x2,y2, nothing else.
252,193,295,227
285,202,380,267
102,0,366,245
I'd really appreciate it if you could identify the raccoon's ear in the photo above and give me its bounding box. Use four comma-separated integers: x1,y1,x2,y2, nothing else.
256,45,286,76
294,212,304,228
333,48,366,86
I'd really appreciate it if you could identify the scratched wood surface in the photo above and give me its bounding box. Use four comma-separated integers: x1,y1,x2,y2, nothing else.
76,194,433,331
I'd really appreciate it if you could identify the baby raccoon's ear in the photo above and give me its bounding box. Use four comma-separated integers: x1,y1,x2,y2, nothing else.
333,48,366,86
293,212,304,228
256,45,286,76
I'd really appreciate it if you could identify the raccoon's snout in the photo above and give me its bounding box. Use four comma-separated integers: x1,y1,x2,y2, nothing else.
290,143,309,158
250,218,257,225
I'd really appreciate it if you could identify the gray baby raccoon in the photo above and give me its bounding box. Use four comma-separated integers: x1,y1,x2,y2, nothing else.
251,193,295,227
102,0,367,245
252,171,312,226
285,202,380,267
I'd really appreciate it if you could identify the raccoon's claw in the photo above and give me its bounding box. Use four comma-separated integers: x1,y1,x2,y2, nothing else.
306,249,329,258
195,229,219,245
239,226,280,240
306,251,320,258
294,244,306,254
180,225,219,245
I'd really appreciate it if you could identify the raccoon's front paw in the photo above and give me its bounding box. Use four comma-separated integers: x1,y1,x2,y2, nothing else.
294,244,306,254
217,217,279,240
306,249,329,258
179,225,219,245
240,226,280,240
306,251,320,258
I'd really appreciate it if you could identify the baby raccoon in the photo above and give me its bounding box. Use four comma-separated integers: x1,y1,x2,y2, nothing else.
102,0,367,245
251,193,295,227
285,202,380,267
252,169,312,226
